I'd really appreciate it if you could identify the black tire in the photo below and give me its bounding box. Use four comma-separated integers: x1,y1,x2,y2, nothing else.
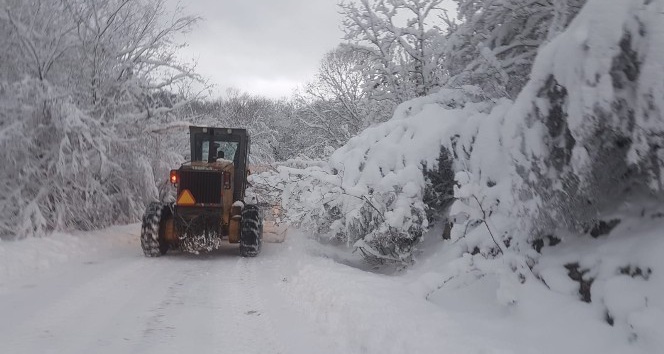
240,204,263,257
158,204,173,255
140,202,171,257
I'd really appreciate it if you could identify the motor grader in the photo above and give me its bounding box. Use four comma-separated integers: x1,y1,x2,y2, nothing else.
140,126,263,257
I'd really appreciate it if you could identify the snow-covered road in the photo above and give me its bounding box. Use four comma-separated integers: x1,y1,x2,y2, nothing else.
1,223,661,354
0,226,337,354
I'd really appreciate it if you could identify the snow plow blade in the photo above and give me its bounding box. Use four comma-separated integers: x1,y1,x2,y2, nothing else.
262,221,287,243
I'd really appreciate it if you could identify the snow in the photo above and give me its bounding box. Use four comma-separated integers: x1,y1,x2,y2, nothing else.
1,213,663,353
0,225,138,286
531,199,664,349
0,225,340,354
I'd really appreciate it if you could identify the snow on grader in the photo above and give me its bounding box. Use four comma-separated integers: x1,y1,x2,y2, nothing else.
140,126,265,257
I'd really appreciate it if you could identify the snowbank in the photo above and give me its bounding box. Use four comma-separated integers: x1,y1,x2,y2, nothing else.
281,209,664,354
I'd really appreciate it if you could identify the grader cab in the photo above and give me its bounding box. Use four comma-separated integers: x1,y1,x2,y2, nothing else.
140,126,263,257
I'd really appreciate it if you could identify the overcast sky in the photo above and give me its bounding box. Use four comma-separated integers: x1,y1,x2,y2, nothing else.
167,0,345,99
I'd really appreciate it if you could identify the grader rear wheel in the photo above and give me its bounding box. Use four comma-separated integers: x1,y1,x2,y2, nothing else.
239,204,263,257
140,202,172,257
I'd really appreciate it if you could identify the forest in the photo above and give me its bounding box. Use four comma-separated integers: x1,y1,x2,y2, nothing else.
3,0,661,256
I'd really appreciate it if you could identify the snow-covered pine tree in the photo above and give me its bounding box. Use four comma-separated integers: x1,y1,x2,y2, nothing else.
511,0,664,235
422,145,455,223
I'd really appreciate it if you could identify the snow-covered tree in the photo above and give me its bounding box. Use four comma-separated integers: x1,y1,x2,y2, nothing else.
510,0,664,235
0,0,201,239
65,0,201,119
442,0,586,98
340,0,447,103
295,45,395,155
422,145,455,223
1,0,76,82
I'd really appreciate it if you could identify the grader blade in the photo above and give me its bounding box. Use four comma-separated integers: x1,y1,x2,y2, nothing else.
262,221,287,243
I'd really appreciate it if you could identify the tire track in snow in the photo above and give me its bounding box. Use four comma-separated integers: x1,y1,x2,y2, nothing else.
211,257,286,354
0,229,338,354
131,256,224,354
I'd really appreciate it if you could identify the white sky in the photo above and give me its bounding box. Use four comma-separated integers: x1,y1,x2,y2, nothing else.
167,0,346,99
